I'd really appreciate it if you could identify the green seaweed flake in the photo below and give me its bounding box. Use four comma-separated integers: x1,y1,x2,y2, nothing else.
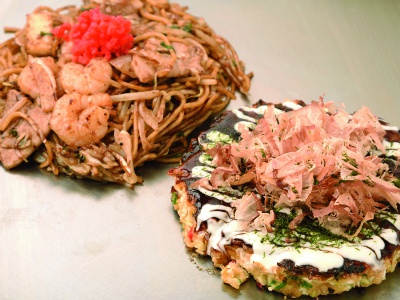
262,211,347,248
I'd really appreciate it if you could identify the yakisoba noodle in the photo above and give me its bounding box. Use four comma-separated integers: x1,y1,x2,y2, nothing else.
0,0,251,187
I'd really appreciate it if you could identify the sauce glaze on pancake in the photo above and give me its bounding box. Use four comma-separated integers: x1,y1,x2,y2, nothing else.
168,100,400,298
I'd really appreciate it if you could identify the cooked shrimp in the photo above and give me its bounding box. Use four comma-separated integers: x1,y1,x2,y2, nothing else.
18,56,58,112
59,58,113,95
57,41,74,67
50,92,112,148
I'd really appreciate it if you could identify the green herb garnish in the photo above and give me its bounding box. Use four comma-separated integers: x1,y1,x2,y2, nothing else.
40,31,53,37
182,23,193,32
161,42,175,51
342,152,358,168
267,211,346,248
171,192,178,205
9,129,18,137
288,275,313,289
166,101,174,112
275,282,287,291
300,280,313,289
393,178,400,188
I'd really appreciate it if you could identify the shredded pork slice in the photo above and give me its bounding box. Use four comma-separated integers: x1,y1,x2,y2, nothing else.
0,90,51,169
18,56,57,112
131,37,204,83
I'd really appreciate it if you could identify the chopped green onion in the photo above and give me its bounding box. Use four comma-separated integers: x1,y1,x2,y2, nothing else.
161,42,175,51
9,129,18,137
171,192,178,205
393,178,400,188
182,23,193,32
300,280,313,289
40,31,53,36
275,282,286,291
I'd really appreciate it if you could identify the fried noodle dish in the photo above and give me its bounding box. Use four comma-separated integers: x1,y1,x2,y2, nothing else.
0,0,251,187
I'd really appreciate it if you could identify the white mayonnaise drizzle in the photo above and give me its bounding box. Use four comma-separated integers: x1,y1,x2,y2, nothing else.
198,153,215,167
233,106,285,132
393,214,400,230
196,206,398,272
206,219,233,254
192,153,217,178
240,105,270,115
196,204,233,231
192,166,213,179
232,106,284,121
206,131,233,144
361,235,385,260
210,106,287,142
282,100,304,110
380,228,398,245
197,186,237,203
249,237,383,272
278,207,292,215
380,212,400,231
232,109,259,123
234,121,256,131
382,125,400,132
382,140,400,157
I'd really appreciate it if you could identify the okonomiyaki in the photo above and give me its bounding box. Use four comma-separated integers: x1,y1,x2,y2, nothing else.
168,99,400,298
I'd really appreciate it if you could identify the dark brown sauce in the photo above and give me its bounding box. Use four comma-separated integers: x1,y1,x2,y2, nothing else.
385,130,400,143
277,258,367,278
168,138,228,215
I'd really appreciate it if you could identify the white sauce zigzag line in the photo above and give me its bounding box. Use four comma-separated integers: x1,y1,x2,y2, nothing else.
231,109,259,123
379,228,399,245
282,100,304,110
197,186,238,203
197,204,398,271
234,121,256,131
192,166,213,179
198,153,215,167
382,125,399,132
196,204,233,231
382,140,400,157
